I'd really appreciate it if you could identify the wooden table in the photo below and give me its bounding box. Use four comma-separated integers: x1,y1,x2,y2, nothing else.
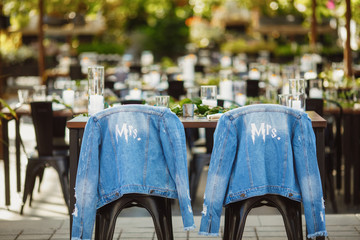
66,111,327,238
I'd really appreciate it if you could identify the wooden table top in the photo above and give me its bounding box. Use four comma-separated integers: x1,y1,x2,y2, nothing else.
67,111,327,129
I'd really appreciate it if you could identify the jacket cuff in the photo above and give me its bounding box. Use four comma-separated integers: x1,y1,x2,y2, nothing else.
307,230,328,239
198,231,219,237
184,224,196,231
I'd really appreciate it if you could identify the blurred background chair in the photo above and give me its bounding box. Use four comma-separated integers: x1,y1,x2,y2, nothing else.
20,101,70,215
120,99,144,105
323,99,343,213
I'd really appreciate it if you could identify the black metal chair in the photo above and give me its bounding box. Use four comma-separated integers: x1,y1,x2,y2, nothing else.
120,99,144,105
306,98,324,116
306,98,340,212
95,194,173,240
224,194,303,240
20,101,70,215
323,99,343,212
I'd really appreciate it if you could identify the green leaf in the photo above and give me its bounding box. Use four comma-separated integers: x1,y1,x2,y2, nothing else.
0,99,17,120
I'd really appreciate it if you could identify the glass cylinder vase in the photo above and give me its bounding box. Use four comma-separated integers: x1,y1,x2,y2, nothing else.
88,66,105,116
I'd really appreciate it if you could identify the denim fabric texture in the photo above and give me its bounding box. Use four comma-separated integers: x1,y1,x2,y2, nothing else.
71,105,195,240
199,104,327,239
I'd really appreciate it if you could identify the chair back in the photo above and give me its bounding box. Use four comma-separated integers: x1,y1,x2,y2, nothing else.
167,80,185,100
120,100,144,105
30,101,54,156
306,98,324,116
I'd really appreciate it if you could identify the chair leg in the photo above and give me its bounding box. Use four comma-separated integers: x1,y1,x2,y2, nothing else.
325,154,338,213
36,166,45,193
224,195,303,240
95,199,125,240
20,160,45,215
223,198,257,240
48,159,70,214
137,196,173,240
270,196,303,240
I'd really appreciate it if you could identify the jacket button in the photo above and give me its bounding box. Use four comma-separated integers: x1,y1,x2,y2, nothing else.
115,192,120,197
289,193,293,197
240,193,246,198
150,190,155,194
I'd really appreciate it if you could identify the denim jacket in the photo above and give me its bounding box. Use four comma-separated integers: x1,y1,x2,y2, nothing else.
199,104,327,239
71,105,195,240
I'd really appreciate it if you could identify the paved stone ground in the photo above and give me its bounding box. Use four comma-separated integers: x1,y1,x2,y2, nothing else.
0,215,360,239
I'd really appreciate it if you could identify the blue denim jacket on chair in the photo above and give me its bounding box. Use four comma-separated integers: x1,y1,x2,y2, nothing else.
71,105,195,240
199,104,327,239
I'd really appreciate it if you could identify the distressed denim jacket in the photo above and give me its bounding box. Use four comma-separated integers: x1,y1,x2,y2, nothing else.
199,104,327,239
72,105,195,240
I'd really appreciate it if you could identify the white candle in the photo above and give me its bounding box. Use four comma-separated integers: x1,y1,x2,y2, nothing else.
292,100,302,110
234,60,247,73
235,93,246,106
141,51,154,66
219,80,233,101
332,69,344,82
304,70,317,80
249,68,260,80
150,71,161,87
269,74,280,87
62,89,75,107
88,94,104,115
221,56,232,68
183,55,195,83
129,88,142,99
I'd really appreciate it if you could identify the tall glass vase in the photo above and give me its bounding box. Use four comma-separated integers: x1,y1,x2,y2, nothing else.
88,66,104,116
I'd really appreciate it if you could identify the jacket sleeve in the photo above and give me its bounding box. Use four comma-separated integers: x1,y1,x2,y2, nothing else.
199,115,238,236
71,117,101,240
293,115,327,239
160,111,195,230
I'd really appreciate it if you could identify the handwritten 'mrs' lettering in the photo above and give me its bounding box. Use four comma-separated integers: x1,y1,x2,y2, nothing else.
115,123,138,143
250,123,278,144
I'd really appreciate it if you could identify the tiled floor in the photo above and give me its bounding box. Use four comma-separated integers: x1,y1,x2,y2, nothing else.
1,113,360,239
1,215,360,239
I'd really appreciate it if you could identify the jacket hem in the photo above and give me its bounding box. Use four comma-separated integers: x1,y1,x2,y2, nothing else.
97,186,178,209
198,231,219,237
307,231,328,239
225,189,301,205
184,224,196,231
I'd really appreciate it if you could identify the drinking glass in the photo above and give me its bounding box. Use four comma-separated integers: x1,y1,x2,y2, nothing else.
155,95,170,107
278,94,292,107
291,93,305,111
88,66,105,115
183,104,194,118
289,78,305,95
278,93,305,111
17,89,29,105
33,85,46,101
201,85,217,107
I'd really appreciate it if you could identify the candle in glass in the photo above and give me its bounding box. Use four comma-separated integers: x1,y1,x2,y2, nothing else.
62,89,75,108
88,66,105,115
219,78,233,101
201,85,217,107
